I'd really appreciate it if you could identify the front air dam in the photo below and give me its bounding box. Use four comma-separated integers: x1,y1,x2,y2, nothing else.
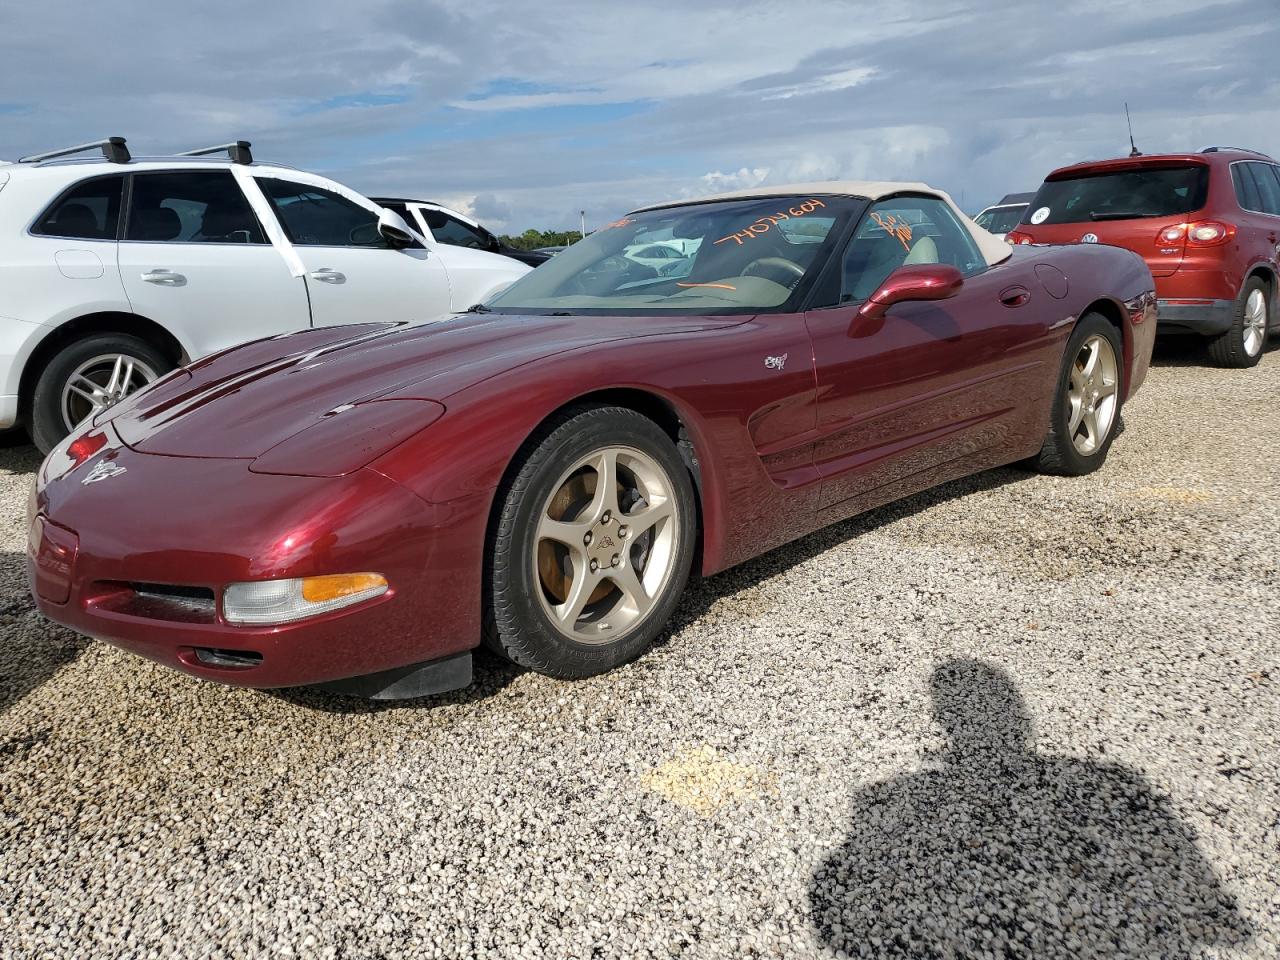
315,651,474,700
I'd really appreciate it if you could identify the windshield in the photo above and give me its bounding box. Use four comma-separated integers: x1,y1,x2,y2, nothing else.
975,205,1025,235
485,195,857,315
1024,165,1209,225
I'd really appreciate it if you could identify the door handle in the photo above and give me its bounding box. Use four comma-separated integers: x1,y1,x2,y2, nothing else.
999,285,1031,307
140,269,186,286
309,268,346,284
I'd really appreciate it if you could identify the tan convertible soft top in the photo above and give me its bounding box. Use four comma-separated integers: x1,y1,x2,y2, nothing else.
635,180,1012,268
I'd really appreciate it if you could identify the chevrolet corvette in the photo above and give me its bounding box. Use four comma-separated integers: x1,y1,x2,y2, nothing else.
28,182,1157,699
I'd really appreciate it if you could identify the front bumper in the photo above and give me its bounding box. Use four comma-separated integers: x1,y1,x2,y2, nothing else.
1156,298,1234,337
27,432,489,691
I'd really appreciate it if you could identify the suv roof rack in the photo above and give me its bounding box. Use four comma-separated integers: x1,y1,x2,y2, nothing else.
176,141,253,165
1201,145,1273,159
18,137,131,164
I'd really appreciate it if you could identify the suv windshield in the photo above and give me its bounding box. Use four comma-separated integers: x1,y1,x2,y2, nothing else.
1025,165,1209,224
485,195,855,315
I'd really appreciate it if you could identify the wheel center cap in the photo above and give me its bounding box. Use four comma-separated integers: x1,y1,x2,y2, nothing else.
588,517,623,567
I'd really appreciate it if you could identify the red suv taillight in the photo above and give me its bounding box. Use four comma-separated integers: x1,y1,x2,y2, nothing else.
1156,220,1233,248
1006,230,1034,245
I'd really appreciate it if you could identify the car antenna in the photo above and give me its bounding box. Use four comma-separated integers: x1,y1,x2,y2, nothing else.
1125,103,1142,157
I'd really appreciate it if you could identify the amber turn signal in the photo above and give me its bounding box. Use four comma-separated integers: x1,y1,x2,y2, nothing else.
301,573,388,604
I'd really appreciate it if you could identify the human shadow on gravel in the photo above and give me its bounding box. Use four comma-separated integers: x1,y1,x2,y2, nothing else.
809,659,1252,959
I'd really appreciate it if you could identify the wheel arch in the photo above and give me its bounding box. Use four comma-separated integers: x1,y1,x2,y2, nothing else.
17,311,189,421
1243,264,1276,320
1078,296,1128,391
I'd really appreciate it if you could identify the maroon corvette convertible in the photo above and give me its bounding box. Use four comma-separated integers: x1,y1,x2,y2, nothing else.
29,182,1156,698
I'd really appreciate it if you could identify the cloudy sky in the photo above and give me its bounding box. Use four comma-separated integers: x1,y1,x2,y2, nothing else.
2,0,1276,232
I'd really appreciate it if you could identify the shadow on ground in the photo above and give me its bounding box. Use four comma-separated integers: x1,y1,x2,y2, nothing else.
0,548,87,716
810,659,1252,958
1,444,84,715
275,466,1034,713
1151,332,1280,368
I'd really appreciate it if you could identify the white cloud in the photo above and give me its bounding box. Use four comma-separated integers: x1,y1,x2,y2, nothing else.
697,168,771,193
759,67,876,102
1,0,1275,229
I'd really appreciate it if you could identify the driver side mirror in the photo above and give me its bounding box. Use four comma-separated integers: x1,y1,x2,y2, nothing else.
377,208,417,249
853,264,964,333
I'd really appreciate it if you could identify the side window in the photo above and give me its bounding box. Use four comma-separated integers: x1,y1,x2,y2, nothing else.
257,178,387,248
421,209,491,249
379,201,413,221
32,175,124,240
1232,163,1263,212
126,171,265,243
840,196,985,303
1249,163,1280,216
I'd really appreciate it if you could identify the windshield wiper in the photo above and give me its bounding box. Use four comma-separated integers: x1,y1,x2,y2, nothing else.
464,303,491,313
1089,211,1149,221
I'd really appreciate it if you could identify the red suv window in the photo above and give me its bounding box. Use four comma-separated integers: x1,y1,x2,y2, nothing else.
1232,162,1280,216
1023,165,1209,225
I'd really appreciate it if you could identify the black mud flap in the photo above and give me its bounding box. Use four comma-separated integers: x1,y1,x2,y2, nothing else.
316,651,473,700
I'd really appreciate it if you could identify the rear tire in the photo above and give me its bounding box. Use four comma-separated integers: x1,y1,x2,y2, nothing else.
485,405,696,679
30,333,172,454
1028,313,1123,477
1206,278,1268,369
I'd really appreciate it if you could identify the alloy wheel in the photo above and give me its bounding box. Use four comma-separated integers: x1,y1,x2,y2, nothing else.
1066,334,1119,456
61,353,160,432
533,445,680,643
1243,288,1267,358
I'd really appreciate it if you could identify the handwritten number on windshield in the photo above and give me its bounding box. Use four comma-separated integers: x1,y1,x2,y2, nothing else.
714,198,827,246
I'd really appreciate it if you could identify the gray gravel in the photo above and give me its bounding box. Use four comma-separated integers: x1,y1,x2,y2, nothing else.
2,340,1278,959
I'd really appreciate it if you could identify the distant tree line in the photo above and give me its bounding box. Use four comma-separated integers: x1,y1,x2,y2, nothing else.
498,228,584,250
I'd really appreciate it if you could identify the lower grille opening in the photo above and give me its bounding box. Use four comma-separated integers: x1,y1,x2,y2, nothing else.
131,582,215,605
193,647,263,669
90,581,218,623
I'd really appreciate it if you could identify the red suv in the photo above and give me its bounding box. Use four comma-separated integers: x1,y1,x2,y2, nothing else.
1010,147,1279,367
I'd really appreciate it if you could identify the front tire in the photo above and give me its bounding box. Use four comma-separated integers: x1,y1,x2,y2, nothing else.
486,406,697,679
29,334,171,454
1028,313,1123,476
1206,278,1268,369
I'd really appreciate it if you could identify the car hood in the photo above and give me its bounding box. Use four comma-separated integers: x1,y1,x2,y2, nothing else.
111,312,749,459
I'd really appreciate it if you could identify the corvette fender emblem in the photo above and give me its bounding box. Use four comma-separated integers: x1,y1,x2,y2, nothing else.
82,459,127,485
764,353,788,371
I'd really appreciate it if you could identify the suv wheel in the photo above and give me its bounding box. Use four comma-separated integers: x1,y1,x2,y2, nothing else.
30,334,172,454
1206,278,1269,369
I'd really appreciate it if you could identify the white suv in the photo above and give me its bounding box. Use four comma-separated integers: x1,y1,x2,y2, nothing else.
0,138,528,452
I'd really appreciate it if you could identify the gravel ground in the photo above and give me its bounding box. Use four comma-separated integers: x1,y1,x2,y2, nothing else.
1,340,1277,959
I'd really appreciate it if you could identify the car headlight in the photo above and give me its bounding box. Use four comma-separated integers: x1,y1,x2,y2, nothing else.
222,573,388,625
